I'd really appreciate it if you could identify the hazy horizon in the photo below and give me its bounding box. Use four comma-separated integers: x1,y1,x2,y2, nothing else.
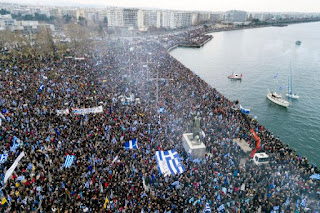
1,0,320,13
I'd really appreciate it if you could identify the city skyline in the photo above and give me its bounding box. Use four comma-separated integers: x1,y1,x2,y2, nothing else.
2,0,320,13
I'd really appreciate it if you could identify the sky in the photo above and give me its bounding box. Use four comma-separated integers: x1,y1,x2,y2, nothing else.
2,0,320,13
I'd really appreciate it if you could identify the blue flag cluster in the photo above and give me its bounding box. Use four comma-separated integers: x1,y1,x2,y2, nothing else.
155,149,185,176
124,139,138,150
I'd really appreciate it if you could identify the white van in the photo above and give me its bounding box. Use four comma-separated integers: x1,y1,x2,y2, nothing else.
253,153,269,165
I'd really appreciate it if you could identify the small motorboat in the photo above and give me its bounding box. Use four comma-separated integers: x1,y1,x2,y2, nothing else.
228,73,242,80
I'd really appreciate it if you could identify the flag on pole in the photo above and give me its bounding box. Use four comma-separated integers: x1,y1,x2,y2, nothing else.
124,139,138,150
203,202,211,212
0,153,8,164
54,128,60,136
158,107,165,114
300,197,306,207
38,84,45,93
103,195,109,208
63,155,75,168
218,204,225,212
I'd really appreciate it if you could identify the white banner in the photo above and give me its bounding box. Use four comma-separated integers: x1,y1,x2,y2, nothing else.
72,106,103,115
56,109,70,115
4,151,25,183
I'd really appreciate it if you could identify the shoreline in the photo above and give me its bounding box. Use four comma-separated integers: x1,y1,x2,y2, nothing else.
166,24,318,167
167,20,320,53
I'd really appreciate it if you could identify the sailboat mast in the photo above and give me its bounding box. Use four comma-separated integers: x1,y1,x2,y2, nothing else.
291,71,293,95
288,76,290,95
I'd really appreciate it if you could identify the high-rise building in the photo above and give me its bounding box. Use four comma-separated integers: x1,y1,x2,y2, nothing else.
106,7,124,27
123,8,138,27
224,10,247,23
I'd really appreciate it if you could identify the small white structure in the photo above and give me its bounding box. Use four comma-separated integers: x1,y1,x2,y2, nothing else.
182,133,206,159
252,152,269,165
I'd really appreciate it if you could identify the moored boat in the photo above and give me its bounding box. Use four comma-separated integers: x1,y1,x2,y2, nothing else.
228,73,242,80
267,89,290,107
286,93,299,99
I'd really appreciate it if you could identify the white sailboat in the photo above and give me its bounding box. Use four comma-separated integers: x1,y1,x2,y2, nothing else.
286,68,299,99
267,89,290,107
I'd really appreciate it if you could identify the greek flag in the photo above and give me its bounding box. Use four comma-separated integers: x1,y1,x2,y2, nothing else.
274,73,278,78
158,107,165,114
284,197,290,206
11,136,22,152
240,105,250,114
218,204,225,212
155,149,185,177
310,173,320,180
301,197,306,207
203,203,211,212
124,139,138,150
38,84,45,93
0,153,8,164
63,155,75,168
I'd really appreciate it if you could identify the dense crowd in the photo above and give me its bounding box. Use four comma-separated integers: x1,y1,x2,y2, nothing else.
0,27,319,212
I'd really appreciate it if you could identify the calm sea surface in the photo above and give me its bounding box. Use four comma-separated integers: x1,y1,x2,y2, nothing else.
170,22,320,166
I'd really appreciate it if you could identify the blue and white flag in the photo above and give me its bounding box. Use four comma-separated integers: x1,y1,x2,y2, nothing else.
38,84,44,93
310,173,320,180
63,155,75,168
301,197,306,207
240,105,250,114
155,150,185,177
124,139,138,150
203,203,211,213
284,197,290,206
11,136,22,152
218,204,225,212
158,107,165,114
0,153,8,164
54,128,60,136
274,73,278,78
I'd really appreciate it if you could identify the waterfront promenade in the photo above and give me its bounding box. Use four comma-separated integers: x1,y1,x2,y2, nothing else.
0,26,319,212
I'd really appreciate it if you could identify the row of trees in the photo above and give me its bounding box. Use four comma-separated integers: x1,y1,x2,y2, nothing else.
0,23,101,57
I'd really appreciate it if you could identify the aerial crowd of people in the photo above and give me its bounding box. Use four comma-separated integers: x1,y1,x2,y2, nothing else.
0,27,319,212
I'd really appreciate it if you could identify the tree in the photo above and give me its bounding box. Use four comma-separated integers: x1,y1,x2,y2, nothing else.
63,23,91,56
103,16,108,27
78,16,87,26
63,15,73,23
33,27,55,56
0,9,10,15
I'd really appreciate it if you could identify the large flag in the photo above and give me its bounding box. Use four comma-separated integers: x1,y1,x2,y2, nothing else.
155,149,185,177
124,139,138,150
4,151,25,183
63,155,75,168
240,105,250,114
